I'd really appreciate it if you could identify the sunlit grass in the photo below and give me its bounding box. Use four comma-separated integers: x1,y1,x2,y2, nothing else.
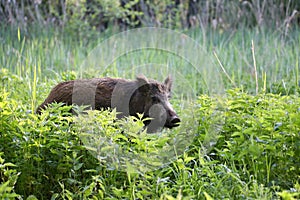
0,25,300,199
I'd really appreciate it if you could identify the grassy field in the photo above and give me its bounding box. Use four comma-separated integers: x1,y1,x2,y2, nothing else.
1,25,300,199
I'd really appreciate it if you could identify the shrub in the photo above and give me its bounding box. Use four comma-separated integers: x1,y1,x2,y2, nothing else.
197,89,300,189
0,153,20,199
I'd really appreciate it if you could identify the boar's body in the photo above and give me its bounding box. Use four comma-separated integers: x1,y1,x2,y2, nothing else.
36,78,123,111
37,76,180,131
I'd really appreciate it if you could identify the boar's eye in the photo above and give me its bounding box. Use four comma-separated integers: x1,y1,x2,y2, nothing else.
151,96,160,103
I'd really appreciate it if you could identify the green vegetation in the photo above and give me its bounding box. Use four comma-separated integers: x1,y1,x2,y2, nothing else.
1,1,300,199
1,25,300,199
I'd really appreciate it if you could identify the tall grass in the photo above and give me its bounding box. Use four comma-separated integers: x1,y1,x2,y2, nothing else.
1,25,300,199
1,26,299,97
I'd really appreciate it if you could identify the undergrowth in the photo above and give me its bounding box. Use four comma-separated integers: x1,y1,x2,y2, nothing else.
0,21,300,199
1,72,300,199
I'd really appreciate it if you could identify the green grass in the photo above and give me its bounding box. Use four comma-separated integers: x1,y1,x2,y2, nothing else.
0,25,300,199
1,25,299,96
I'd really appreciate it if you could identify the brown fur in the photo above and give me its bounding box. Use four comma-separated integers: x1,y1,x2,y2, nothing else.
36,75,180,131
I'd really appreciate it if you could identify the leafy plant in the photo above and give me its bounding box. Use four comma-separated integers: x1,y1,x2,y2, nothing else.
196,89,300,190
0,152,21,199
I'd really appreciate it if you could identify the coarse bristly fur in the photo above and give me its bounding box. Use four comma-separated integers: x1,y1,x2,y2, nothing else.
36,75,180,131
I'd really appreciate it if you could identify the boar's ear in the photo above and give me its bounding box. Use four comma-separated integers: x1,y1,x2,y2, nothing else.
164,75,172,92
136,75,150,95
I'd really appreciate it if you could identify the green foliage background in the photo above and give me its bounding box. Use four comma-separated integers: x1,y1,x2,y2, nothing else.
0,0,300,199
1,0,299,36
1,68,300,199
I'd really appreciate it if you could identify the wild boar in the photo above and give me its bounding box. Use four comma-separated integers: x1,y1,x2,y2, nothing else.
36,75,180,131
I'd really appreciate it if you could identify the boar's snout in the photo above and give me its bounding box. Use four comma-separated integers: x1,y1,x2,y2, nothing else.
170,115,181,126
165,111,181,128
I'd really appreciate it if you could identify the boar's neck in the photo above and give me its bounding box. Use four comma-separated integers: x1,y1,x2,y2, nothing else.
128,89,148,118
108,80,142,118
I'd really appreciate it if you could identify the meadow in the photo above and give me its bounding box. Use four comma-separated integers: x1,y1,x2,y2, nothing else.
0,24,300,199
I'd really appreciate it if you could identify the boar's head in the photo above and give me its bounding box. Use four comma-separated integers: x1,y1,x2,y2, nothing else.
129,75,180,132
